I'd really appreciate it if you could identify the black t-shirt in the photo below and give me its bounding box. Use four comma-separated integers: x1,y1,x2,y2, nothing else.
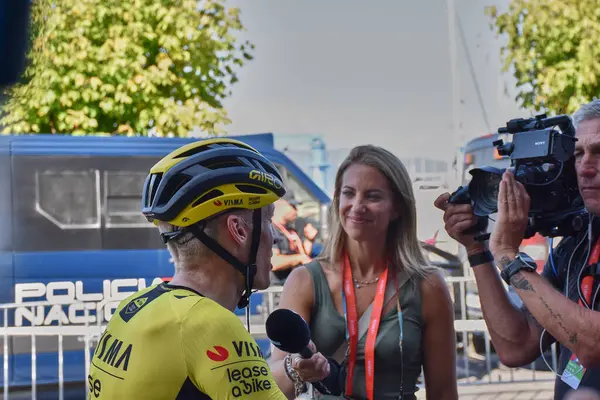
539,224,600,399
271,223,299,281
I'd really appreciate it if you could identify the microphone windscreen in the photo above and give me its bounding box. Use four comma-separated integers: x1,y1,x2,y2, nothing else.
265,308,311,354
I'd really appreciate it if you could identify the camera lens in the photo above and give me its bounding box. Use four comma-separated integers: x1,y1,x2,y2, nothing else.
469,170,504,216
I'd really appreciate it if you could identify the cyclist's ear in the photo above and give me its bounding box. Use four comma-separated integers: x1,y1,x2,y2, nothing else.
225,213,251,246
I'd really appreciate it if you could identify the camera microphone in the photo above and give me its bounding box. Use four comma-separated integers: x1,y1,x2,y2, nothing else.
265,308,342,396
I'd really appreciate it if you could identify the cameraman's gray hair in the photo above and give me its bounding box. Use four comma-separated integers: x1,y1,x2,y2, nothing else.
572,98,600,130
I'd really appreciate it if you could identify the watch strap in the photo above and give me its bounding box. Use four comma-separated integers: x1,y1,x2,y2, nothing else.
468,250,493,268
501,253,537,285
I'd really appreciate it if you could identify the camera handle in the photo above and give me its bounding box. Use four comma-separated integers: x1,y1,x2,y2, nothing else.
448,186,490,239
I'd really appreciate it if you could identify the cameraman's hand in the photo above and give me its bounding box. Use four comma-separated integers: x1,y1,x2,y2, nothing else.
291,340,330,382
489,170,530,260
434,192,485,254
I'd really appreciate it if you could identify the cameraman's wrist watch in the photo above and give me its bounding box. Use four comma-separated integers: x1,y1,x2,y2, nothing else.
468,250,493,268
500,252,538,285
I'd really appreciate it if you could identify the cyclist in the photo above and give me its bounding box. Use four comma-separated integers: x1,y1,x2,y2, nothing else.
87,138,289,399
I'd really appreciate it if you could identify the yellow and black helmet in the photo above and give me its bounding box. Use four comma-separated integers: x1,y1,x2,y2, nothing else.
141,137,286,312
141,137,286,226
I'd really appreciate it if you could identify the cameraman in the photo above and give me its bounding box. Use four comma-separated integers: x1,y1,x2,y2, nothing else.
434,100,600,399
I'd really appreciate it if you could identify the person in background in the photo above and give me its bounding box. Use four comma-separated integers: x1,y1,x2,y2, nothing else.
435,99,600,399
287,198,323,258
269,145,458,399
87,138,290,399
271,198,313,285
305,221,322,257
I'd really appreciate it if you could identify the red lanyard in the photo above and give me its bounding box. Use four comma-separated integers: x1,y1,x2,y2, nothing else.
342,252,389,400
580,237,600,307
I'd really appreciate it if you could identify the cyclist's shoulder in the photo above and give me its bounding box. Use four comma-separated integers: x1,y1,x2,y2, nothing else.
113,283,247,339
111,283,205,325
183,296,246,334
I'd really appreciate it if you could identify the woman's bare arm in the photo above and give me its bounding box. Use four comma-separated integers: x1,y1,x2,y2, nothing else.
421,271,458,400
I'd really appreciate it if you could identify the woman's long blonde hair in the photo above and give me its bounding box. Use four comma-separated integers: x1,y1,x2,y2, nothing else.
318,145,438,280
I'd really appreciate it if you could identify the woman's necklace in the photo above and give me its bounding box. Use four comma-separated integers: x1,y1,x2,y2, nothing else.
352,276,379,288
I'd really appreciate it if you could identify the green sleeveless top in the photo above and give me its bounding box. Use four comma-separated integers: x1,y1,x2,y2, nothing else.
306,261,424,400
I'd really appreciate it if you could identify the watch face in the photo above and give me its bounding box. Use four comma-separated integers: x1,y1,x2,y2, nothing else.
518,253,537,269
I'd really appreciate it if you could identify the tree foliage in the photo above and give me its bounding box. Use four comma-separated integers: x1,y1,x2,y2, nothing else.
486,0,600,115
1,0,253,136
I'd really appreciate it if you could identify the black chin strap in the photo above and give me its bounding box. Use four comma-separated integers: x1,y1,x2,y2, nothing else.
172,210,263,329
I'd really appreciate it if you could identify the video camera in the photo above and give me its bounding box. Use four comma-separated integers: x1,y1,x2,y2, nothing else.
449,113,588,240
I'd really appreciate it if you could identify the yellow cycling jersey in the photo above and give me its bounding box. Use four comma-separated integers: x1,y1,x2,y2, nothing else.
87,283,286,400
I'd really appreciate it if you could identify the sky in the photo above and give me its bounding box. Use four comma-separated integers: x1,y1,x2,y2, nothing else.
220,0,533,164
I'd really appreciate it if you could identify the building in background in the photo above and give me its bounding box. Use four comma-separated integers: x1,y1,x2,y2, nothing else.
272,133,332,195
272,133,451,196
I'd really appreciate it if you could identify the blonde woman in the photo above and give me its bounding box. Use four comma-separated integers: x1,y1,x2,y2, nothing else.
270,145,458,400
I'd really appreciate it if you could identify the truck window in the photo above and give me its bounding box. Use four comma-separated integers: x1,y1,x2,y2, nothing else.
35,169,100,229
105,171,152,228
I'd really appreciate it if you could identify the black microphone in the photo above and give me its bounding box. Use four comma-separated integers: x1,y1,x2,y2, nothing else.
266,308,313,357
266,308,343,396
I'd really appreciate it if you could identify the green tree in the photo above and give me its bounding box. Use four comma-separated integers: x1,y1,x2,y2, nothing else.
486,0,600,115
1,0,253,136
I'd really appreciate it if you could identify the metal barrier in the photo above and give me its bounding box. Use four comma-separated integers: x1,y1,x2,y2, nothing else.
253,277,558,388
0,300,107,400
0,276,557,399
443,276,557,387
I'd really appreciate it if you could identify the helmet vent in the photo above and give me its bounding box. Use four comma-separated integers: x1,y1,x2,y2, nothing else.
158,175,190,205
175,146,211,159
146,173,163,206
191,189,224,208
175,141,253,159
200,157,246,170
236,184,267,194
255,160,281,177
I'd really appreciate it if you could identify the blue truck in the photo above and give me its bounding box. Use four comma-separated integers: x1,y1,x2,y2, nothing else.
0,133,332,394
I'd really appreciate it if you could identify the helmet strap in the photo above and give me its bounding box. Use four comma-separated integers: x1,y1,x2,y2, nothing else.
186,209,262,313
